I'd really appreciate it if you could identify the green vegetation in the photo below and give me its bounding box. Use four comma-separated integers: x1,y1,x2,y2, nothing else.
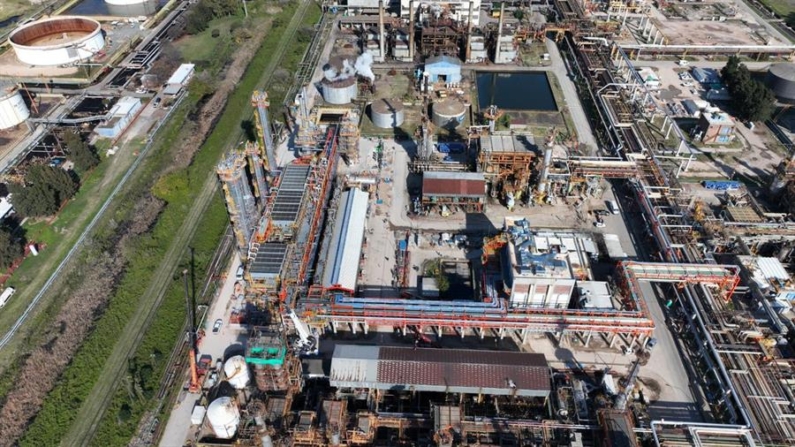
721,56,776,123
8,166,79,218
63,131,100,173
186,0,244,34
426,260,450,293
17,3,322,446
0,227,23,270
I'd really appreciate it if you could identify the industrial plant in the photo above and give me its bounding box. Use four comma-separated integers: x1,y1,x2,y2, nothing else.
6,0,795,446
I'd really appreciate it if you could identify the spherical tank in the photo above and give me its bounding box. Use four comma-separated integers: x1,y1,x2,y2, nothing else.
206,397,240,439
223,355,251,389
370,98,405,128
0,84,30,130
432,98,467,129
321,77,357,105
767,64,795,104
9,17,105,67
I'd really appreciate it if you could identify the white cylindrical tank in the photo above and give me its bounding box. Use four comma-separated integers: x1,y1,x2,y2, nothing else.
105,0,151,4
106,0,160,16
223,355,251,389
321,77,357,104
432,98,467,129
9,17,105,66
206,397,240,439
0,85,30,129
370,98,405,128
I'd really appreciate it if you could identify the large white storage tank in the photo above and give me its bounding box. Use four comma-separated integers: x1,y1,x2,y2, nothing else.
432,98,467,129
321,77,357,105
9,17,105,66
206,397,240,439
370,98,405,128
223,355,250,389
0,83,30,130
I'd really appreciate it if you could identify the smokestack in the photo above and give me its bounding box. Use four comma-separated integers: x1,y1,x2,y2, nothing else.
379,0,386,62
495,2,505,63
409,0,415,60
466,0,473,62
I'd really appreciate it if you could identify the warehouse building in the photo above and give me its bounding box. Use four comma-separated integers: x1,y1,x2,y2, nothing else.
421,171,485,213
424,55,462,84
95,96,142,139
164,63,195,96
330,345,551,398
322,188,369,293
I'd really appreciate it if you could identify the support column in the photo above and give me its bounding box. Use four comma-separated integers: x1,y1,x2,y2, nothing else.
459,327,466,339
477,327,485,340
363,322,369,335
401,325,407,336
331,321,338,334
584,331,593,347
609,333,618,348
521,328,530,345
497,327,506,340
436,326,443,338
351,322,358,335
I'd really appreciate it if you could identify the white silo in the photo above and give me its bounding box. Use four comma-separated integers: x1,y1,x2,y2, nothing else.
0,83,30,130
224,355,251,389
206,397,240,439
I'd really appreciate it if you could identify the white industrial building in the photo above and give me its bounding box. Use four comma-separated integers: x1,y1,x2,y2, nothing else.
322,188,369,292
400,0,481,26
95,96,142,139
163,63,195,96
502,218,601,309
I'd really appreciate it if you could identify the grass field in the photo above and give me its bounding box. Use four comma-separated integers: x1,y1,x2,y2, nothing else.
0,0,31,23
759,0,795,18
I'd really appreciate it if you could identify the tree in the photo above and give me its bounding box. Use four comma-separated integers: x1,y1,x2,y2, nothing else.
721,56,776,122
0,227,23,270
63,131,99,172
9,166,79,217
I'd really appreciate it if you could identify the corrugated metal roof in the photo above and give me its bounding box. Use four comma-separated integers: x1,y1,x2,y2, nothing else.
323,188,369,291
166,63,195,85
426,55,462,67
330,345,379,384
330,345,550,396
423,172,485,198
756,257,790,282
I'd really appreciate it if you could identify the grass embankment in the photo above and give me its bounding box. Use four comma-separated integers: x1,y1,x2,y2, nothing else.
759,0,795,18
18,2,321,446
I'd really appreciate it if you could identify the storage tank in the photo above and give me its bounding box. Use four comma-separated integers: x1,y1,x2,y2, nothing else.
370,98,405,128
105,0,160,16
9,17,105,66
432,98,467,129
223,355,251,389
206,397,240,439
0,83,30,130
321,77,357,105
767,63,795,104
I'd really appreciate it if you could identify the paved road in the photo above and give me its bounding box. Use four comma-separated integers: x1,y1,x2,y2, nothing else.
544,38,599,154
635,60,772,70
158,255,243,447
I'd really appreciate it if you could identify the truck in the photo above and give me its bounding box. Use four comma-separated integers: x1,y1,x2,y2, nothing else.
0,287,15,308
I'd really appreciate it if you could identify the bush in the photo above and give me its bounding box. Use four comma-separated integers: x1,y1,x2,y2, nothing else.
0,227,24,270
63,131,100,173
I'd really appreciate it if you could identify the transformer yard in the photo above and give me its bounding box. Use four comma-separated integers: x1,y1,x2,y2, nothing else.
6,0,795,446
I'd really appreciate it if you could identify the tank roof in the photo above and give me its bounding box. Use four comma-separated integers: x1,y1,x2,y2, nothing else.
434,98,466,116
371,98,404,114
322,76,357,88
769,63,795,82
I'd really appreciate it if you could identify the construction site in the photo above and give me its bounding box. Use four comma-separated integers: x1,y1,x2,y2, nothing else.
148,0,795,446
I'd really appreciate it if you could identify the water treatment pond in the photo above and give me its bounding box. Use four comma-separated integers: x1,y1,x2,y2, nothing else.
477,72,557,112
68,0,164,17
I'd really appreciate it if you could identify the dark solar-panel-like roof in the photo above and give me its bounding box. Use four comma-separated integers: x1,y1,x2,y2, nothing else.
249,243,288,278
271,164,310,224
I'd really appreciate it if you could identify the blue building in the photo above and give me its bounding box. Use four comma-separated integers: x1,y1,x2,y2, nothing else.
691,67,720,85
425,55,462,84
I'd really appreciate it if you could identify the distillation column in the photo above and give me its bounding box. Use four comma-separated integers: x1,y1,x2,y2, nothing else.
251,91,277,172
245,142,269,207
217,151,259,252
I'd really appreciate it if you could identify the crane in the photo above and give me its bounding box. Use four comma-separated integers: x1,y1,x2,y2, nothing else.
286,307,318,356
183,269,200,393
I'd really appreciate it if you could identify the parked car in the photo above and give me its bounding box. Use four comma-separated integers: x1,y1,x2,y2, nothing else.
212,318,223,333
607,200,620,215
594,217,606,228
